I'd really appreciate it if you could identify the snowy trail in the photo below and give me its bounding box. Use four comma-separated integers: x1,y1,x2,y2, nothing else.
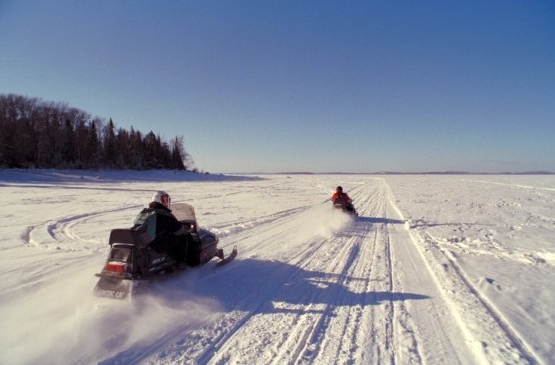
108,179,479,364
1,171,553,365
387,176,554,365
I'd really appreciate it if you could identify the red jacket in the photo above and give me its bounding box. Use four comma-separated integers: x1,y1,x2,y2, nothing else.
331,192,352,206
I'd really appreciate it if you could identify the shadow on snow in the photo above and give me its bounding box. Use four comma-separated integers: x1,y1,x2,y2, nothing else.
356,216,406,225
148,257,430,314
98,256,430,363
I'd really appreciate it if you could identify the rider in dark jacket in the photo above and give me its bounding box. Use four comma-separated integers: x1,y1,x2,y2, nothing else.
135,191,189,266
150,194,185,235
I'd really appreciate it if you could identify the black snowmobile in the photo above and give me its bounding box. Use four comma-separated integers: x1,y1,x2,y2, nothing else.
94,202,237,299
332,200,359,217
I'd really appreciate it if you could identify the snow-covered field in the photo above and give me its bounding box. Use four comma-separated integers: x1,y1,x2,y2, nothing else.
1,170,554,365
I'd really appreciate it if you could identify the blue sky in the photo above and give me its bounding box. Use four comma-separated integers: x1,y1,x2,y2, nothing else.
1,1,554,173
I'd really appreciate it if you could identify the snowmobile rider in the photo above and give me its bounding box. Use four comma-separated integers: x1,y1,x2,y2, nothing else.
134,191,200,268
331,186,356,213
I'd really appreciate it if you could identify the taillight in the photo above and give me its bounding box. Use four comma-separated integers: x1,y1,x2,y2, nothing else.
105,261,127,272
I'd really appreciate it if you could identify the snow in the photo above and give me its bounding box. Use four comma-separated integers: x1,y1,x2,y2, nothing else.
1,169,554,365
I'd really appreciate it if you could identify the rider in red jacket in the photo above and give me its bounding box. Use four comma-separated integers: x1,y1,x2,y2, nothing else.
331,186,352,208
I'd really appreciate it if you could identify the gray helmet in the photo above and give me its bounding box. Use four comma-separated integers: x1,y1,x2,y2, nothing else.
151,191,171,209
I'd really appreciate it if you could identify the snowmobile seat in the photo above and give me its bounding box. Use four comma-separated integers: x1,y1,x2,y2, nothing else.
109,228,148,247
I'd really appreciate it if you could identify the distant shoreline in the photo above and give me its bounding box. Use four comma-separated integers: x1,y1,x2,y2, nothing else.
1,168,553,177
256,171,555,176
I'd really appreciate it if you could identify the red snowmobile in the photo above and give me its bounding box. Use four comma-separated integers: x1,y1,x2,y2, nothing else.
93,202,236,299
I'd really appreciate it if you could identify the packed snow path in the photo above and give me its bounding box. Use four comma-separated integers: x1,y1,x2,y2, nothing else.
0,171,552,364
141,179,533,365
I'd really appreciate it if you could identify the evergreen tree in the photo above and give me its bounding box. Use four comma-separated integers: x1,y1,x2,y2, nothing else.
61,119,76,167
103,118,117,167
0,93,192,171
170,136,186,170
85,120,100,168
115,127,130,168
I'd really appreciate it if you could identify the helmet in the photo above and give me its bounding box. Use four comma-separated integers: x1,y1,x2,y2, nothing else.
336,186,343,192
151,191,171,209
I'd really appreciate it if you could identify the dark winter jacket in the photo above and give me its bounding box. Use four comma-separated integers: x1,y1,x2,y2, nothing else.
147,202,187,237
132,202,189,262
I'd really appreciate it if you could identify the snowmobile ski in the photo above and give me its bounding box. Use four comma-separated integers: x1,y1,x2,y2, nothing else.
216,246,237,267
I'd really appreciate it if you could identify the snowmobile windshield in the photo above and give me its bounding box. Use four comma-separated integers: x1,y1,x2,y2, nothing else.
172,202,197,224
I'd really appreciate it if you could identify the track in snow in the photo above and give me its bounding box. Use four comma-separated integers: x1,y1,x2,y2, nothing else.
4,175,550,365
100,178,536,365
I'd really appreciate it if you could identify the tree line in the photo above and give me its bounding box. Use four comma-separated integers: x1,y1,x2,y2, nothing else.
0,94,196,171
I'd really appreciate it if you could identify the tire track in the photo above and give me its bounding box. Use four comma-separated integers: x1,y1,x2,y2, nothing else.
295,178,400,364
26,205,141,251
171,182,381,364
432,238,541,364
117,178,429,365
282,231,371,365
204,232,359,364
386,179,541,365
294,179,388,364
156,220,341,364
